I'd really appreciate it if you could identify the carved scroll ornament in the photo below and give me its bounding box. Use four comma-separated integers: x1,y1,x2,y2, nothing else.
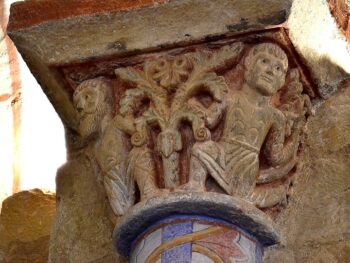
72,42,313,217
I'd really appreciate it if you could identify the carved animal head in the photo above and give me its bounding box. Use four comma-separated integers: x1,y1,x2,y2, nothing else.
73,78,114,138
244,43,288,96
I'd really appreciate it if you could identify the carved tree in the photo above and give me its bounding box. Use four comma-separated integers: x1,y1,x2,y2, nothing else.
115,42,244,188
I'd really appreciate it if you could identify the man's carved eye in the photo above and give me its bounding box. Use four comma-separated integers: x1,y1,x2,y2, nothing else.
262,58,268,63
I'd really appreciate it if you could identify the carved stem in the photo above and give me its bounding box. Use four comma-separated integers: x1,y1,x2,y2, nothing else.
162,152,179,188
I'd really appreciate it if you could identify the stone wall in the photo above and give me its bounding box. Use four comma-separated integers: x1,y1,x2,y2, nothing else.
263,2,350,261
49,155,122,263
264,84,350,262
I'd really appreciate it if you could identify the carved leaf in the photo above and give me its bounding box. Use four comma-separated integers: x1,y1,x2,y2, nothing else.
172,72,228,115
172,43,242,112
190,72,228,101
205,42,244,71
116,65,169,126
169,104,203,128
146,58,172,88
115,67,152,91
188,42,244,73
116,66,167,104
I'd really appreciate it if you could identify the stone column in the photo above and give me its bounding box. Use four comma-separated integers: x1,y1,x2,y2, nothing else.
7,1,327,262
114,193,277,263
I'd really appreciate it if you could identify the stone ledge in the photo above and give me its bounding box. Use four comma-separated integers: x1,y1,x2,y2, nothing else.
8,0,291,65
8,0,167,32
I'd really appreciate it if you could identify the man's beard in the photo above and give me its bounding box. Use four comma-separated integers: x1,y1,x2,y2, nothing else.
79,105,108,139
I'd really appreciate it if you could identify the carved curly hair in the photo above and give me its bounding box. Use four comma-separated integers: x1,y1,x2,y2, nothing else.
244,43,288,73
74,77,114,110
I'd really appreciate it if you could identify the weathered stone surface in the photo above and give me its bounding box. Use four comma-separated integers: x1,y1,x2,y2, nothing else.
4,236,50,263
265,241,350,263
8,0,292,65
0,248,4,262
288,0,350,98
0,189,55,246
48,154,123,263
0,189,55,263
8,0,168,31
264,85,350,262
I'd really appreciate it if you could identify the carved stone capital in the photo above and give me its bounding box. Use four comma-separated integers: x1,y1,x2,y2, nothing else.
7,2,321,261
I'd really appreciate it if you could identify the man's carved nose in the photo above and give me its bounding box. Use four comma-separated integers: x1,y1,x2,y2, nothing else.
266,67,273,75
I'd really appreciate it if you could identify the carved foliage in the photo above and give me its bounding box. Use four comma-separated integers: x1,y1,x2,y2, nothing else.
115,42,244,188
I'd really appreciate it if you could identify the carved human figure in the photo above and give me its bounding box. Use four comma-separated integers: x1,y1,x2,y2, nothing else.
183,43,302,199
73,78,134,216
279,68,314,136
50,78,120,262
247,68,313,209
73,79,163,215
119,89,163,201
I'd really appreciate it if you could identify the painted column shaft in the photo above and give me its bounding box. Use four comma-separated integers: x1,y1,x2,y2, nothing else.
131,215,262,263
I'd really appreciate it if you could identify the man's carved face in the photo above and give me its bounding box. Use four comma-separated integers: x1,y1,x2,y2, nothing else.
246,52,287,96
74,86,101,114
73,84,106,138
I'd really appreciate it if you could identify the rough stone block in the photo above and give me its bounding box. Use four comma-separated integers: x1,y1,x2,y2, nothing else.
0,189,55,263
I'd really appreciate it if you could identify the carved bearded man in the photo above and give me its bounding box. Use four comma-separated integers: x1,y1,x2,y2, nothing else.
73,78,134,216
73,78,114,139
50,79,120,262
184,43,301,199
73,80,161,215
